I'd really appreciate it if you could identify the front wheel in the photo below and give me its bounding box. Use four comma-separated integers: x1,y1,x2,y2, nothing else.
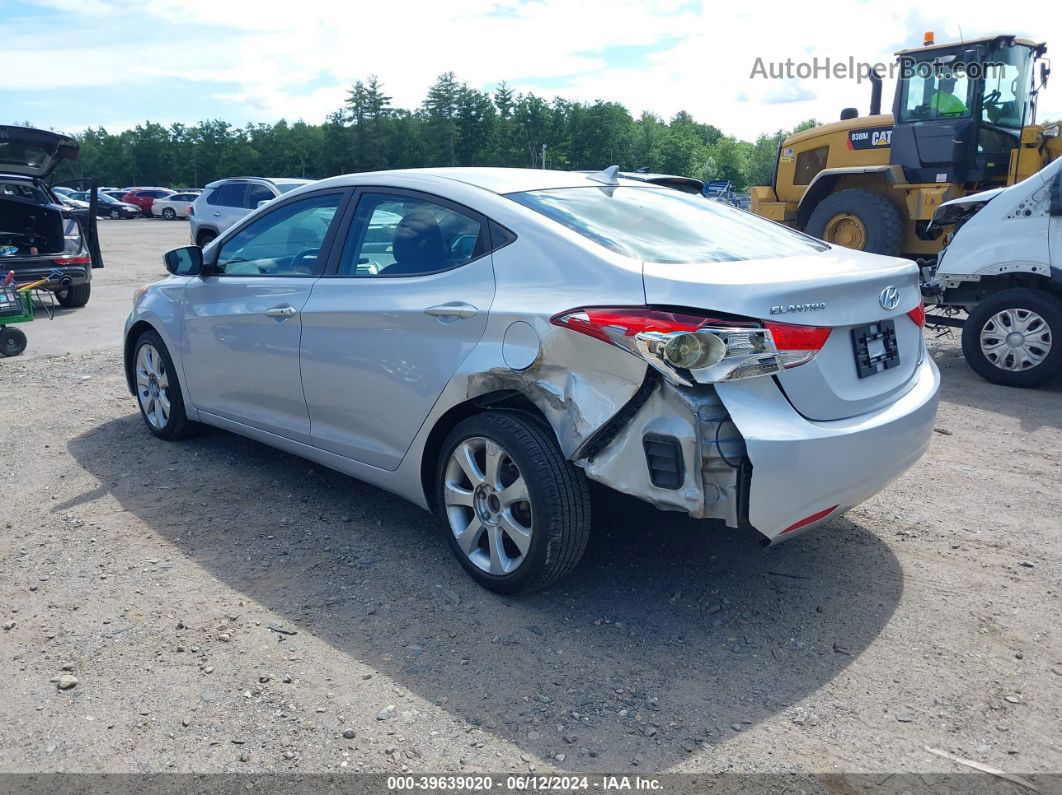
435,412,591,593
133,331,196,439
961,289,1061,387
56,283,91,308
109,208,120,220
162,207,176,220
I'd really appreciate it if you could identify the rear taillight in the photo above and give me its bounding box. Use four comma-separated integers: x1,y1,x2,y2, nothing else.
763,321,832,369
53,255,91,265
907,301,926,328
551,307,825,385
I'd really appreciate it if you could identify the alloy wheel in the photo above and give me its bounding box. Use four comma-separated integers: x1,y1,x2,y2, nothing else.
443,436,533,575
135,343,171,429
979,308,1052,372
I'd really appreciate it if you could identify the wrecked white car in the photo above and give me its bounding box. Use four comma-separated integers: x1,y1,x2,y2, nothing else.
124,167,940,592
923,154,1062,387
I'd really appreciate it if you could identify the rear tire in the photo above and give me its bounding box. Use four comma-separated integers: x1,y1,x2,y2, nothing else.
435,412,591,593
133,330,196,440
806,189,904,256
961,289,1061,387
56,283,91,308
0,327,27,357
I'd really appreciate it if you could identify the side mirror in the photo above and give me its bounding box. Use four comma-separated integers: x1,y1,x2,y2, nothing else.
163,245,204,276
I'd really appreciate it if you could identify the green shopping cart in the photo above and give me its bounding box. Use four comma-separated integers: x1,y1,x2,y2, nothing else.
0,280,39,357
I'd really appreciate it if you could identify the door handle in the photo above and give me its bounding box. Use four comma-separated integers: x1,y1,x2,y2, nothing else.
264,305,297,318
212,211,221,217
424,302,478,319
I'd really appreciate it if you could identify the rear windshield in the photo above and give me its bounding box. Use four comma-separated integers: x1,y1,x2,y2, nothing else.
508,186,828,263
0,142,50,171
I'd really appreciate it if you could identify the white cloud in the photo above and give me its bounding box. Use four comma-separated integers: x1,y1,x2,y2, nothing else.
4,0,1059,137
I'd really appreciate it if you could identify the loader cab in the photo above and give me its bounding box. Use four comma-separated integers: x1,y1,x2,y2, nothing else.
890,36,1044,187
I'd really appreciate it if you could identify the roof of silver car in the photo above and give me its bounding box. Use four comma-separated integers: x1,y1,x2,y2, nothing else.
326,167,665,195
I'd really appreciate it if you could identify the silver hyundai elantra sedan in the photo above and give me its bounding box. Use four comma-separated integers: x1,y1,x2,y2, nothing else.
124,167,940,592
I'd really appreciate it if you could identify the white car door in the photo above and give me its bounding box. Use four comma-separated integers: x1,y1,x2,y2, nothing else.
181,189,349,442
299,189,497,470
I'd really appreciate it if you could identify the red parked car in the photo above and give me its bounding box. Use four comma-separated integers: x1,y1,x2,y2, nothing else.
120,187,174,218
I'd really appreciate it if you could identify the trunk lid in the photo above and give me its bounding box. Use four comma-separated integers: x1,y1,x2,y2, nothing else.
0,125,79,180
642,248,924,421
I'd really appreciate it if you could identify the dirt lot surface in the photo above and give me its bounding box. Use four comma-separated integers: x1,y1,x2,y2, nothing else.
1,220,1060,778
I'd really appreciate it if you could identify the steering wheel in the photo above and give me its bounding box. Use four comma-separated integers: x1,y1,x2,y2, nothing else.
983,89,1002,106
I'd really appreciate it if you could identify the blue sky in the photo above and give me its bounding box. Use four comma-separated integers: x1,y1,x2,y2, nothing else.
1,0,1057,140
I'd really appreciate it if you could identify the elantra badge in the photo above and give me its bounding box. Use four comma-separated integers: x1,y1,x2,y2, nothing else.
770,302,826,315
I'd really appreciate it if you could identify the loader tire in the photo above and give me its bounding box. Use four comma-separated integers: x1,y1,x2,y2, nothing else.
806,189,904,256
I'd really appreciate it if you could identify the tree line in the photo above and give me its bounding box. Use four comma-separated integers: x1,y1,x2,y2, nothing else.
52,73,817,191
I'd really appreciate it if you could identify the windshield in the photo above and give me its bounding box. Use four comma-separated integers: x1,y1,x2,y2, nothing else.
508,186,828,263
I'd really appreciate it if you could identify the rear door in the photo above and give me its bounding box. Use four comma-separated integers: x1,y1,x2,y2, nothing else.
299,189,496,469
204,181,250,232
181,189,349,441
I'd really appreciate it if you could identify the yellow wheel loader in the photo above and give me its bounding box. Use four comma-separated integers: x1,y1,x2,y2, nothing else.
751,33,1061,256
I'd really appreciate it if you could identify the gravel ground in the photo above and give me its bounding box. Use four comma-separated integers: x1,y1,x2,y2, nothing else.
1,221,1059,777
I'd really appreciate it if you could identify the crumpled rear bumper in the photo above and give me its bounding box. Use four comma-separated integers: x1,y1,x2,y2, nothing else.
578,354,939,542
715,355,940,541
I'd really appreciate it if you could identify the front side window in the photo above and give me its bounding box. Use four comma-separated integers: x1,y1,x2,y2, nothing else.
898,58,972,122
246,184,274,209
274,181,306,194
215,193,342,276
337,193,485,277
508,186,827,264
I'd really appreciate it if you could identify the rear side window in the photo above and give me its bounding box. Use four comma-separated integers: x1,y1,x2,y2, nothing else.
794,146,828,186
207,183,246,207
337,193,485,277
508,186,828,263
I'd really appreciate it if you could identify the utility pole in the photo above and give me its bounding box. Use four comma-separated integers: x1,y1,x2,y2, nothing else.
541,144,547,170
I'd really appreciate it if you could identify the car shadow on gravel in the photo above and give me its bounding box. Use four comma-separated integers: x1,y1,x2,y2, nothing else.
67,415,904,771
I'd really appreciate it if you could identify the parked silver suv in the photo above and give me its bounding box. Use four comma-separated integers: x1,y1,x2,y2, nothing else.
189,177,310,246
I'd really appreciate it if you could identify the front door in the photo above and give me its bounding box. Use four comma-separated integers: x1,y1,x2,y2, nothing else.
181,190,347,442
300,190,496,469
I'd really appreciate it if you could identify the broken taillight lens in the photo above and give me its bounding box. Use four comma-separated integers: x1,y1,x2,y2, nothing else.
551,307,827,385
